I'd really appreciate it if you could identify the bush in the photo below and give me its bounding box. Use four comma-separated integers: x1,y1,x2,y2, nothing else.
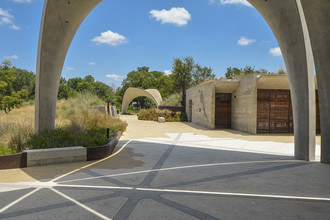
0,143,16,156
137,108,187,122
24,111,126,150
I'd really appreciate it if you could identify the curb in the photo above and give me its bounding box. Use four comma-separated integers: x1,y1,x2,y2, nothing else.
0,131,123,170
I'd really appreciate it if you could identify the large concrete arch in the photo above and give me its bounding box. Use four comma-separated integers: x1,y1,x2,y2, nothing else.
35,0,102,133
36,0,320,162
300,0,330,164
247,0,316,161
121,88,163,114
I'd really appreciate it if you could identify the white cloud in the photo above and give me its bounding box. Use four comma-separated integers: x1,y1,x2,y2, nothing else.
0,8,14,25
0,8,20,30
164,70,172,75
209,0,252,7
4,55,19,59
88,62,96,66
10,24,20,30
106,74,125,81
237,36,256,46
65,67,75,71
150,7,191,26
11,0,32,3
91,30,128,46
269,47,282,56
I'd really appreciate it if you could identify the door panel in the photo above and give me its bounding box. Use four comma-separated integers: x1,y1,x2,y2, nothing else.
215,93,232,128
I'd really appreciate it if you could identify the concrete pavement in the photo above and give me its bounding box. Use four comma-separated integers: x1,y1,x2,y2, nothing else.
0,115,328,219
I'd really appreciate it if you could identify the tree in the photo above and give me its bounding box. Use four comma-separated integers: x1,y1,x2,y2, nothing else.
172,57,195,111
0,60,28,113
67,77,83,90
12,68,35,99
117,66,174,109
192,64,216,86
84,75,95,83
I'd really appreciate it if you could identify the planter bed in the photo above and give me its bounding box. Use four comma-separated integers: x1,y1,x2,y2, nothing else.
0,131,123,170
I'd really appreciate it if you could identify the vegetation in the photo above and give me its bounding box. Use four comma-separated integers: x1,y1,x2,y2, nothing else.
116,66,175,109
224,65,286,79
137,108,187,122
0,60,31,113
0,93,126,156
161,93,182,107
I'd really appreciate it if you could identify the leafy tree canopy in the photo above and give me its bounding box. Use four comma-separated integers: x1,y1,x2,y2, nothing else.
0,60,30,113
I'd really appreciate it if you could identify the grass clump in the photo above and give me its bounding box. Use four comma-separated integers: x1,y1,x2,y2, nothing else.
137,108,187,122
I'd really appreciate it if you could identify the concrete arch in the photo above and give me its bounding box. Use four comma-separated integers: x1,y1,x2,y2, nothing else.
121,88,163,114
36,0,323,162
247,0,316,161
300,0,330,163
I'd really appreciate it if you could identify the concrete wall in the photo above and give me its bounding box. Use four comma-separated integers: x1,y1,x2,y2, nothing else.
231,74,258,134
24,147,86,167
186,82,216,129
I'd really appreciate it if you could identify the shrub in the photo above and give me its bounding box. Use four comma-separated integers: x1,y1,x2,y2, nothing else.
24,111,126,150
0,143,16,156
137,108,187,122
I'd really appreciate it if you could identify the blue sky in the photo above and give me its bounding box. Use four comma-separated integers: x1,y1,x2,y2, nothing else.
0,0,284,87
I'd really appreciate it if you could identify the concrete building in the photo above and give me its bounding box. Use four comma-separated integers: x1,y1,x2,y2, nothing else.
186,74,320,135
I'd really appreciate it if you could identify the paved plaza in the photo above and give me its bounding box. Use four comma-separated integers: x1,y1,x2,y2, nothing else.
0,115,329,219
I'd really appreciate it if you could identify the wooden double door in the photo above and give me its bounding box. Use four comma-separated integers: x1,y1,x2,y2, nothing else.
257,89,320,134
215,93,232,128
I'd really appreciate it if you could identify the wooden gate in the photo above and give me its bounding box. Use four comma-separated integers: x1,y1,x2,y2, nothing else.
215,93,232,128
257,90,292,133
257,89,320,134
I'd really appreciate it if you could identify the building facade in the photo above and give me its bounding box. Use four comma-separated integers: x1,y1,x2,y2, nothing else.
186,74,320,134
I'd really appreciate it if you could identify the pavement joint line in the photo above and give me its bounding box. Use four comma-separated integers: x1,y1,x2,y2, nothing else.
51,140,133,183
50,188,111,220
58,159,300,184
54,184,330,202
0,188,40,213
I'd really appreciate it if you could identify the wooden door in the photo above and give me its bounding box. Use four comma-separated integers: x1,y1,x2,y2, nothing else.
215,93,232,128
269,90,290,133
257,90,271,133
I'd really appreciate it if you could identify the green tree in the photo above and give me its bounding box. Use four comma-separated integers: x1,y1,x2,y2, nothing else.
67,77,83,90
12,68,35,99
192,64,216,85
0,60,27,113
117,66,174,109
84,75,95,83
172,57,195,111
76,81,94,93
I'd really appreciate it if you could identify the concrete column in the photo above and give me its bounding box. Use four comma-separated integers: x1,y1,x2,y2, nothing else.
300,0,330,164
35,0,102,133
248,0,316,161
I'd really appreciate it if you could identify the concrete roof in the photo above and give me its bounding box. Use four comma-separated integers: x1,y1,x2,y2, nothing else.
257,74,290,90
215,80,240,93
257,74,318,90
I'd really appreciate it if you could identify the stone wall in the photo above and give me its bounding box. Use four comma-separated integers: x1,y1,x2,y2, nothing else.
186,82,216,129
231,74,258,134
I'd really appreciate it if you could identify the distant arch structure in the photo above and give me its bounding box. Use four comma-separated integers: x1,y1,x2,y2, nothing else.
121,88,163,114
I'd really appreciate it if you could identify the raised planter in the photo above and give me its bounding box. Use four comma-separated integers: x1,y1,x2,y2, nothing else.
0,130,123,170
87,131,122,161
